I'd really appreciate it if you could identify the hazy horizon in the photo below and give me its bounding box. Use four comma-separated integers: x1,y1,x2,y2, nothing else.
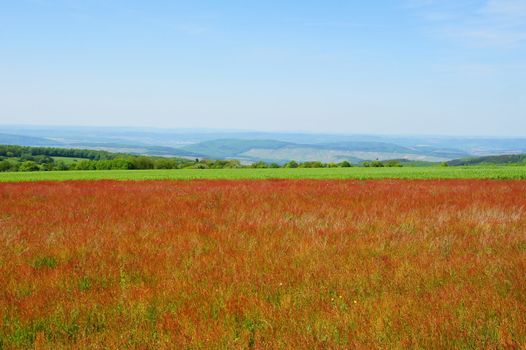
3,122,526,140
1,1,525,136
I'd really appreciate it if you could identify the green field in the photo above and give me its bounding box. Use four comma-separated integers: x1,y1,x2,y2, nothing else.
51,156,85,164
1,166,526,182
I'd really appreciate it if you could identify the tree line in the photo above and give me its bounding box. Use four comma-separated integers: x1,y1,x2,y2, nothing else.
0,144,403,172
0,145,117,160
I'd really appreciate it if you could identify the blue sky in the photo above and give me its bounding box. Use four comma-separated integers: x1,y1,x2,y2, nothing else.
1,0,525,136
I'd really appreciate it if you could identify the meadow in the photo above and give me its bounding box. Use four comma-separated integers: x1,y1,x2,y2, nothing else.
1,179,525,348
1,165,526,182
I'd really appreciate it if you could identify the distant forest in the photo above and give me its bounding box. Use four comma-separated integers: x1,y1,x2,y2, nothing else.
0,145,378,172
447,154,526,166
2,144,525,173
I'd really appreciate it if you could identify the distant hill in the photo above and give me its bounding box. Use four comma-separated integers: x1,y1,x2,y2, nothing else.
65,142,205,158
2,125,526,164
448,154,526,166
314,142,467,159
182,139,292,159
182,139,467,163
0,133,58,146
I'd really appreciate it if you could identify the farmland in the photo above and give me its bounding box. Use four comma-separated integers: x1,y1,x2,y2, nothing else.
1,165,526,182
1,179,525,348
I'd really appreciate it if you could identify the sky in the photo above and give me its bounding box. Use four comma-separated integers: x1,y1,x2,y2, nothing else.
0,0,525,136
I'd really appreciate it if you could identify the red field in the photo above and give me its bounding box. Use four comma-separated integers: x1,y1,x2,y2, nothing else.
1,180,525,349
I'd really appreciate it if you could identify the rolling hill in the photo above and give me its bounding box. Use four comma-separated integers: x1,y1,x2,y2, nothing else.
181,139,292,159
0,133,58,146
182,139,468,163
447,154,526,166
2,126,526,164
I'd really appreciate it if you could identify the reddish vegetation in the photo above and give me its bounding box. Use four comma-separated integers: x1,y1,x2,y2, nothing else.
0,180,525,348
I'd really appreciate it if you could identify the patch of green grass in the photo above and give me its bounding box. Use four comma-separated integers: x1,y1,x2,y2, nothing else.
51,156,85,164
78,277,92,292
30,256,58,269
0,166,525,182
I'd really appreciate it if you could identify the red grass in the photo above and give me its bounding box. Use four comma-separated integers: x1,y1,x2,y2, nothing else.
1,180,525,348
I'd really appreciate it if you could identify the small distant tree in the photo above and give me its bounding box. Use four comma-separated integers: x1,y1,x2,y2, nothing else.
251,161,268,168
385,160,402,167
54,160,69,171
299,161,324,168
19,161,40,172
192,163,209,169
75,160,94,170
111,159,134,170
284,160,299,168
224,160,242,168
339,161,352,168
132,157,154,169
155,158,177,169
40,163,54,171
0,160,11,172
33,155,54,164
20,153,34,162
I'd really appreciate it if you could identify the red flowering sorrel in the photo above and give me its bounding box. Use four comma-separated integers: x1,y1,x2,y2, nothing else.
1,180,525,348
